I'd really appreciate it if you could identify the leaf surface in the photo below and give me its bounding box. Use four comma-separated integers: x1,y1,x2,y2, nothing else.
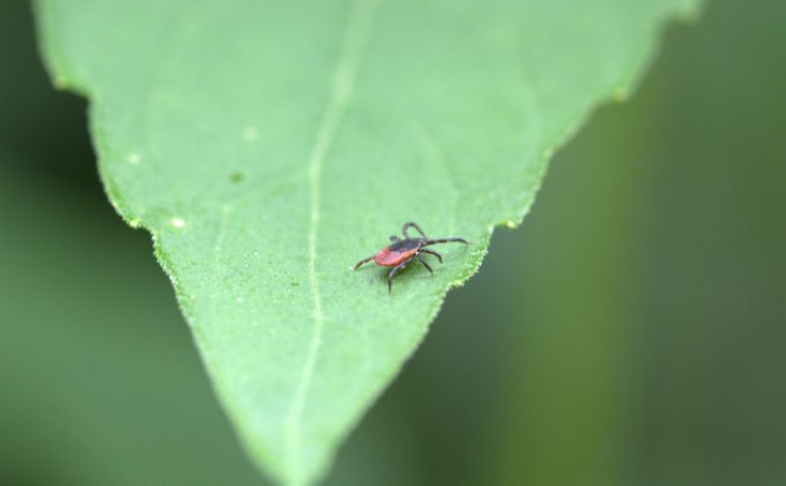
35,0,700,484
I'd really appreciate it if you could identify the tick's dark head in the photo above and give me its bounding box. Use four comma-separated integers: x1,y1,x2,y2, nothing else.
388,238,422,252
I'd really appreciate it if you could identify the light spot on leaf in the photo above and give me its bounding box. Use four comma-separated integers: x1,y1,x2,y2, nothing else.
243,126,259,142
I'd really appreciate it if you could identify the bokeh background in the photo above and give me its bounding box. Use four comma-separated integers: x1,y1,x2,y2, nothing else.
1,0,784,484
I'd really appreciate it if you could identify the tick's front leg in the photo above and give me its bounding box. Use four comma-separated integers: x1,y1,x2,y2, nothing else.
419,248,443,263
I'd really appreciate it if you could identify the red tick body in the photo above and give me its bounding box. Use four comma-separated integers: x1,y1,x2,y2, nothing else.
353,222,469,293
373,239,422,267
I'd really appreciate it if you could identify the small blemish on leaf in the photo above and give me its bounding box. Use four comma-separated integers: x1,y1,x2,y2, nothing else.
613,87,629,102
128,153,142,165
171,217,186,228
53,75,69,90
230,172,245,183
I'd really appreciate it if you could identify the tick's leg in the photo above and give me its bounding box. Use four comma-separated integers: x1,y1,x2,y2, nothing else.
425,237,469,246
352,255,375,270
417,254,433,273
402,222,429,239
388,256,414,294
419,248,443,263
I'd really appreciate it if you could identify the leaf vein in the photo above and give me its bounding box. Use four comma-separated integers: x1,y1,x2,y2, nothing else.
282,0,381,480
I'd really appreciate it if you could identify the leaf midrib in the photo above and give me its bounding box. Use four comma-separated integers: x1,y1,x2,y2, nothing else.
281,0,382,480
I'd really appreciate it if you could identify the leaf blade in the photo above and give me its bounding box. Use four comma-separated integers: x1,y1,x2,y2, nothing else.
35,0,702,484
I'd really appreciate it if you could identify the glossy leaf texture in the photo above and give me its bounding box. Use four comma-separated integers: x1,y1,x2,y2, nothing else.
35,0,700,484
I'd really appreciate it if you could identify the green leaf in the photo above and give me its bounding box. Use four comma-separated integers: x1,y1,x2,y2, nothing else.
34,0,701,484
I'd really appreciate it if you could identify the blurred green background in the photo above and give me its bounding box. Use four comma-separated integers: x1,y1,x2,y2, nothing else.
2,0,784,484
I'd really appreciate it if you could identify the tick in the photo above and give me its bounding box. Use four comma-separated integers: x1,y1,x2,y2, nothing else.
353,222,469,293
